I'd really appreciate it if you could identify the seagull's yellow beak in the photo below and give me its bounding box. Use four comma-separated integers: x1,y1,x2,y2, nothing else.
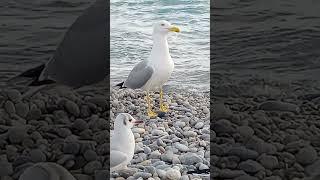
169,26,180,33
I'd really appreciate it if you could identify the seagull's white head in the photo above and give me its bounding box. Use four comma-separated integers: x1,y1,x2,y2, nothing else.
153,20,180,35
114,113,143,129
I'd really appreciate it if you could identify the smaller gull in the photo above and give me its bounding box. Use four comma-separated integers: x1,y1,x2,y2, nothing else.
110,113,143,172
116,20,180,118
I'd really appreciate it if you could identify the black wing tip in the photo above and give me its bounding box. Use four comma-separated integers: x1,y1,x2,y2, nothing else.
19,64,46,78
115,82,127,89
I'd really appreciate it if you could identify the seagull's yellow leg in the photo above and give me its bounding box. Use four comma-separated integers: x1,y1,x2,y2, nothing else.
146,91,157,118
159,88,169,112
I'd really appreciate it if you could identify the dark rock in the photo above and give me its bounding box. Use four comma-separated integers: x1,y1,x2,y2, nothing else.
296,146,318,165
83,161,102,174
72,118,89,131
258,154,278,169
218,169,246,179
65,100,80,117
0,161,13,176
259,101,299,113
95,170,109,180
15,102,29,118
234,175,259,180
8,127,28,144
238,126,254,139
228,146,259,160
213,119,236,135
4,101,15,114
238,160,264,173
63,142,80,155
73,174,93,180
305,159,320,176
5,89,21,102
84,149,97,162
30,149,46,163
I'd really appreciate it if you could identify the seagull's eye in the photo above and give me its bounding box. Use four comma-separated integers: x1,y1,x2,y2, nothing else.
161,23,165,26
129,119,132,122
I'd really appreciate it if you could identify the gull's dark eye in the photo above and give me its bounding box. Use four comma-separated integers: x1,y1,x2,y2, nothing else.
161,23,165,26
129,119,132,122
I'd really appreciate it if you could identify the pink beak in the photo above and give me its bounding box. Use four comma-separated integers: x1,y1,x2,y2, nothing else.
133,119,144,125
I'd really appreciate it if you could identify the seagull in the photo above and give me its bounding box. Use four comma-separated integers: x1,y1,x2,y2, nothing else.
116,20,180,118
8,0,107,94
110,113,143,172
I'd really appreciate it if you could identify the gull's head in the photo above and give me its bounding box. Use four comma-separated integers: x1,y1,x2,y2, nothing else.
153,20,180,35
114,113,143,129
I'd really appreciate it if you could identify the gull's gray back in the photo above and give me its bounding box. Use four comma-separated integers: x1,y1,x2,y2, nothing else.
124,60,153,89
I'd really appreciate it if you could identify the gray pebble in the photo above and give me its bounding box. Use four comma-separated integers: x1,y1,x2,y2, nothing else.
133,172,152,179
166,168,181,180
161,151,174,163
175,143,189,152
179,153,202,165
194,122,204,129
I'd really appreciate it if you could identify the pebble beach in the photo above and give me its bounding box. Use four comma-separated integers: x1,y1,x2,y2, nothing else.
211,76,320,180
0,85,210,180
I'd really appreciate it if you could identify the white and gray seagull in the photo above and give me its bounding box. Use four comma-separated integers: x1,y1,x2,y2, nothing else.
110,113,143,172
116,20,180,118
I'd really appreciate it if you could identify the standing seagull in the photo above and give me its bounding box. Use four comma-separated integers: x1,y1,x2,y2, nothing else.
9,0,107,89
110,113,143,172
116,20,180,118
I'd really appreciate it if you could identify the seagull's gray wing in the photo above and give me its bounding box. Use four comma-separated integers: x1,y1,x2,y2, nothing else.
124,60,154,89
110,150,128,171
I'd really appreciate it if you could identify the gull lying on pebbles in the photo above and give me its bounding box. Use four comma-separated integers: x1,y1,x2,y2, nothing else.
111,113,143,172
116,20,180,118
